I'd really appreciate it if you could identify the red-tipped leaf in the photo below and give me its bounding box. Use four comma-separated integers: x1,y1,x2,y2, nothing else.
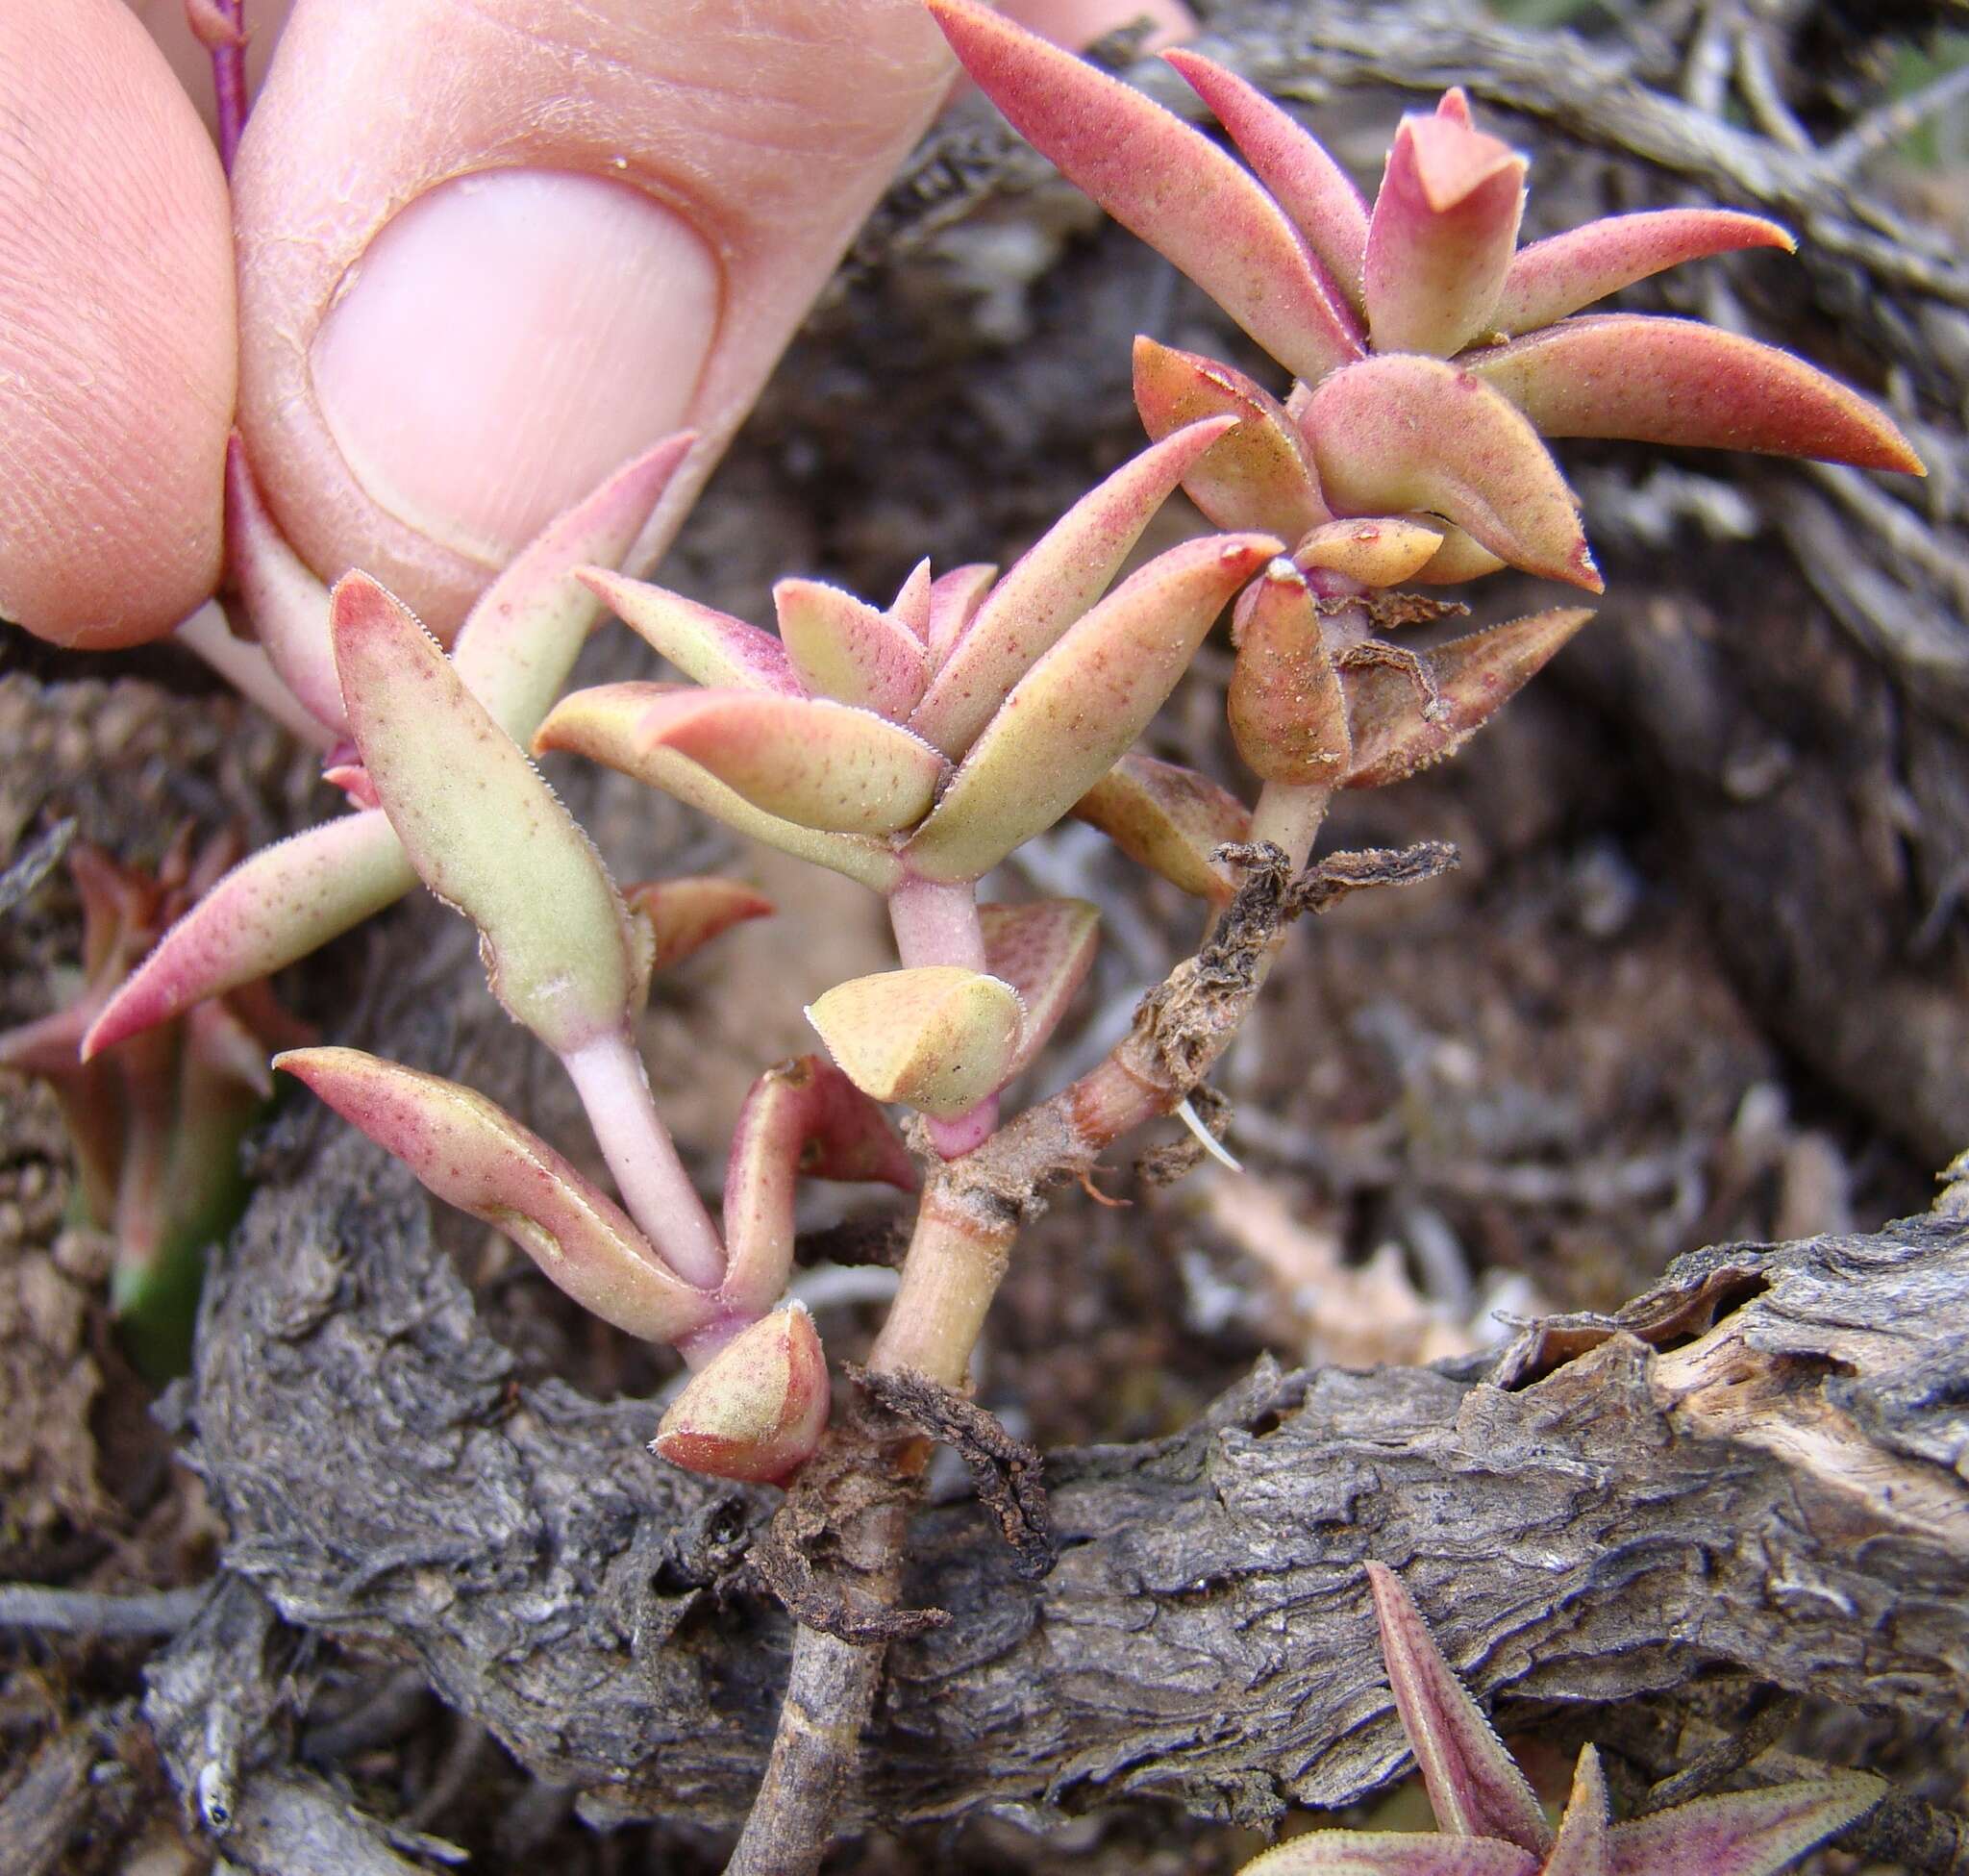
654,1304,831,1484
623,877,773,981
576,568,808,695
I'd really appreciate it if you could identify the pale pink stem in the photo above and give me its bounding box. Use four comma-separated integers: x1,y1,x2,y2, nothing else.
886,875,1000,1157
561,1029,725,1290
175,602,338,750
209,0,249,173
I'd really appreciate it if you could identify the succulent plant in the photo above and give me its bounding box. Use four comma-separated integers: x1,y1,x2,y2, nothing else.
1238,1563,1885,1876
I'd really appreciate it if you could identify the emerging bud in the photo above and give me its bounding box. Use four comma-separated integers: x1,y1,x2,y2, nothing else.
807,966,1023,1119
653,1304,831,1485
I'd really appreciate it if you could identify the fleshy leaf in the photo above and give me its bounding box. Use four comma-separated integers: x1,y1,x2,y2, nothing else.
1494,210,1793,336
533,685,903,893
576,567,808,695
1607,1773,1885,1876
1072,751,1252,903
907,534,1279,883
84,813,417,1058
1237,1835,1539,1876
1301,357,1602,591
623,877,773,983
1465,314,1926,473
1134,338,1330,538
1365,1563,1551,1853
1544,1748,1610,1876
1364,112,1525,358
1162,49,1370,308
274,1047,714,1343
719,1055,918,1317
1435,88,1475,129
225,437,342,734
1294,516,1445,589
980,899,1100,1076
926,0,1364,386
774,577,932,720
450,433,695,738
589,687,946,837
910,418,1241,759
926,563,999,666
1345,607,1593,788
890,558,934,642
1228,559,1351,785
806,966,1023,1118
1409,524,1508,587
653,1304,831,1485
332,575,632,1054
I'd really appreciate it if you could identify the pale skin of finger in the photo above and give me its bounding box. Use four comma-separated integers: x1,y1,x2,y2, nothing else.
0,0,236,648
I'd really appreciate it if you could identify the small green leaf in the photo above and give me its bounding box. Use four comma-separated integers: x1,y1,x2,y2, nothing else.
807,967,1023,1118
653,1304,831,1484
774,576,931,719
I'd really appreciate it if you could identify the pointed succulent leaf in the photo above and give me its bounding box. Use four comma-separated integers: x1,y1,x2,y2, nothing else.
910,418,1241,758
719,1055,918,1317
926,563,998,666
594,687,946,836
1346,607,1593,788
980,898,1100,1076
1134,338,1330,538
1302,357,1602,591
1607,1773,1885,1876
450,433,694,738
654,1304,831,1484
1544,1748,1611,1876
1162,48,1371,308
576,567,808,695
1229,559,1351,785
333,574,632,1054
1364,113,1526,357
1237,1834,1539,1876
1072,751,1252,903
1465,314,1925,472
1294,516,1445,589
1435,88,1475,128
623,877,773,984
534,685,903,892
807,966,1023,1118
926,0,1364,385
1408,523,1508,586
1365,1563,1553,1854
890,557,934,642
84,813,417,1058
225,436,342,734
274,1047,716,1342
908,534,1279,883
1494,209,1793,336
774,577,932,720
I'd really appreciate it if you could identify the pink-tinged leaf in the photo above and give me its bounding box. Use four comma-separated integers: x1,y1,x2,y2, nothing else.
1465,314,1925,473
806,966,1023,1118
1161,48,1371,308
1237,1834,1539,1876
623,877,773,985
719,1055,917,1318
83,813,417,1059
1494,210,1793,337
1364,1563,1552,1854
534,685,903,894
1229,559,1351,785
1073,752,1252,903
1363,113,1526,357
575,568,808,696
908,534,1280,883
1346,607,1593,788
774,577,932,721
450,433,694,738
1608,1773,1884,1876
1293,516,1445,589
1408,523,1508,587
321,759,382,811
274,1046,715,1343
1435,88,1475,129
1544,1747,1610,1876
1302,357,1602,591
225,436,341,734
926,0,1365,386
654,1304,830,1484
332,575,633,1055
980,898,1099,1076
926,563,999,667
593,687,946,837
911,419,1241,758
1134,338,1331,538
890,557,934,642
